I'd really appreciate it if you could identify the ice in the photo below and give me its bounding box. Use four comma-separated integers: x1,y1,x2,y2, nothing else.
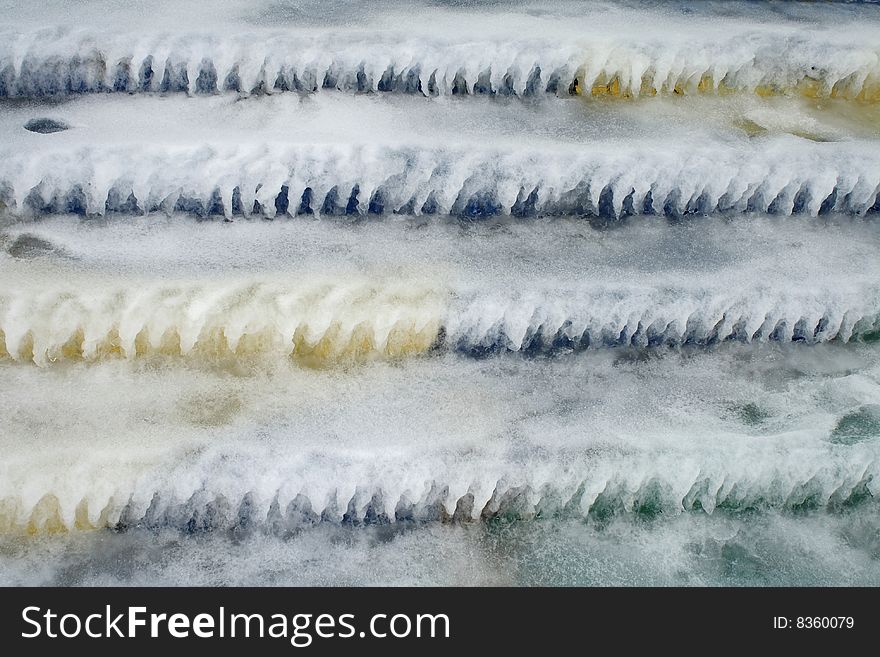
1,0,879,586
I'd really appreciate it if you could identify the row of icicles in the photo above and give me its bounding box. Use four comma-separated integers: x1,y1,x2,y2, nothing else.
2,56,879,100
6,181,880,219
0,312,877,366
2,476,874,535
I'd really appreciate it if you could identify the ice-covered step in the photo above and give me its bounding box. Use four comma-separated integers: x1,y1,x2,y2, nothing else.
2,140,879,219
3,92,876,157
2,363,877,532
4,353,879,532
2,1,879,101
3,457,877,534
2,38,877,101
0,278,877,366
6,91,878,174
3,211,879,364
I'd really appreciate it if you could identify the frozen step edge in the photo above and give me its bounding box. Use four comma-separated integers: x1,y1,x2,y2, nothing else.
0,280,448,367
0,284,878,366
2,142,880,220
0,29,879,100
445,289,880,353
1,449,876,533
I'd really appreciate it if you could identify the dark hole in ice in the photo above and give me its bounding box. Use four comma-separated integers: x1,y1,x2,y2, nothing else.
298,188,314,215
24,118,69,134
7,234,62,258
275,185,290,216
830,405,880,445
